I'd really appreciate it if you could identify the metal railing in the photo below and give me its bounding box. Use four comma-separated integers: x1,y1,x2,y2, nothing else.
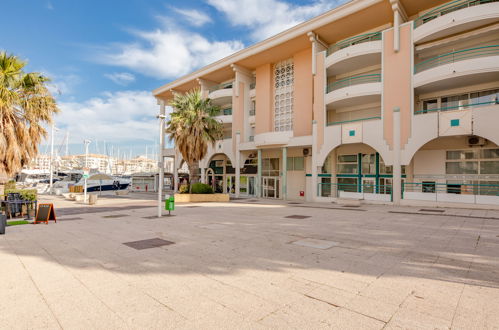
327,31,382,56
414,45,499,73
414,0,498,28
249,109,256,116
248,136,254,142
403,183,499,205
415,100,499,115
318,182,393,199
208,82,234,93
326,74,381,93
327,116,381,126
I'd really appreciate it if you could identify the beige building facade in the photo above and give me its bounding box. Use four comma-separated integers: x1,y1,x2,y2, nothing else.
154,0,499,207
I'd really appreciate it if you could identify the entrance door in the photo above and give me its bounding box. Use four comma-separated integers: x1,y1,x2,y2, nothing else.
225,175,236,194
240,176,256,196
263,177,280,199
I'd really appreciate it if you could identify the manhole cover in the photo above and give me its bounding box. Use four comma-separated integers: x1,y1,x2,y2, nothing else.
291,238,338,250
419,209,445,213
103,214,128,218
123,238,175,250
285,215,311,219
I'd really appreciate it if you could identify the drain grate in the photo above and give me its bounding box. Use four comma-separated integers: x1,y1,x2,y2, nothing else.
123,238,175,250
59,217,84,221
285,215,311,219
103,214,128,219
419,209,445,213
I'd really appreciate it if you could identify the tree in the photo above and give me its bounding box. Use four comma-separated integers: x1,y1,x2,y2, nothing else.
166,89,223,188
0,52,59,182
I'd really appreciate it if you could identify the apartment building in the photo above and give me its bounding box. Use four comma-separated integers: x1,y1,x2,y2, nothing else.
154,0,499,207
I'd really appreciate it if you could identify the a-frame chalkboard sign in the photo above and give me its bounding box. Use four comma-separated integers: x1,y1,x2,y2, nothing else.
35,204,57,224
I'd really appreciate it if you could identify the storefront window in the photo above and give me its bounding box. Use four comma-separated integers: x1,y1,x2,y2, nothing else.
446,161,478,174
362,154,375,175
263,158,279,176
338,178,357,192
337,154,357,174
287,157,304,171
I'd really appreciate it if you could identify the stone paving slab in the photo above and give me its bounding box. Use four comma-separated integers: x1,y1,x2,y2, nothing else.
1,197,499,329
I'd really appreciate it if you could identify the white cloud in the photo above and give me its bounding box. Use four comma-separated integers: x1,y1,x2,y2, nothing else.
104,72,136,86
101,27,243,79
44,72,81,96
206,0,344,40
55,90,164,144
46,1,54,10
171,8,212,27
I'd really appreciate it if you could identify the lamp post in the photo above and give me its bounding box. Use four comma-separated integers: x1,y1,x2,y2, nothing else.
157,102,166,218
83,139,91,203
49,124,59,194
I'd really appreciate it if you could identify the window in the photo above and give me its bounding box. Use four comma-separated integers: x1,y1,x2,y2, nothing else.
422,181,436,193
422,99,438,113
446,161,478,174
470,89,499,105
263,158,279,176
273,59,294,132
441,93,469,110
338,178,357,192
362,154,375,175
447,150,478,160
337,154,357,174
482,149,499,159
287,157,304,171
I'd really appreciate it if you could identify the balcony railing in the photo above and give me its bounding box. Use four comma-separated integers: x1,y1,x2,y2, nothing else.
415,100,498,115
209,82,233,93
414,45,499,73
249,109,255,116
404,182,499,196
326,116,381,126
326,31,382,56
217,108,232,116
248,136,255,142
326,74,381,93
414,0,498,28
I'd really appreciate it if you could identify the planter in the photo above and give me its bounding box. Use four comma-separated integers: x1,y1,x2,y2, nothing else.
174,193,230,203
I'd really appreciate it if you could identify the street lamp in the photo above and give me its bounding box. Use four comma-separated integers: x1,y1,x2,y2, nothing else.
83,139,91,203
157,105,166,218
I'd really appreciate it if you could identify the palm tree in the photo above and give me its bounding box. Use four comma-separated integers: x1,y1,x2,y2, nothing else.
0,52,59,182
166,88,223,187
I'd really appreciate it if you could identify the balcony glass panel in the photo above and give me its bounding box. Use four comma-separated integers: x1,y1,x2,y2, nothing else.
327,31,382,56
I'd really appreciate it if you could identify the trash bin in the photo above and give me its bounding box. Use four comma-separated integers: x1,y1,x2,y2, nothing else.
165,195,175,214
88,194,98,205
0,214,6,235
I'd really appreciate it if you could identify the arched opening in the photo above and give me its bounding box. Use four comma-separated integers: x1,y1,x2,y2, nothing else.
319,143,405,202
403,135,499,205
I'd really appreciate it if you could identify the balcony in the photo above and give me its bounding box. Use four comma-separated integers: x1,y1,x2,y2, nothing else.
325,74,382,108
215,108,233,123
414,45,499,92
414,0,499,43
208,82,233,104
326,32,382,76
254,131,293,147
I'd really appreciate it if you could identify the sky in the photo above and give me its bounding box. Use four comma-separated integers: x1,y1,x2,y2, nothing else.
2,0,345,158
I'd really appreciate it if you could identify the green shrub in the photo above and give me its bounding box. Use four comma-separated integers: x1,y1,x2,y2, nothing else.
5,180,16,190
190,183,214,194
179,184,190,194
5,189,37,201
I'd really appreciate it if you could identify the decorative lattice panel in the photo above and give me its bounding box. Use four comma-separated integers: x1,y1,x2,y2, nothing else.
274,59,294,132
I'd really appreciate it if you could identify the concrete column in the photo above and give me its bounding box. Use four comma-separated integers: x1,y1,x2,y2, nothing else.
173,155,179,193
257,149,262,198
310,120,318,202
392,107,402,204
235,132,241,197
282,147,287,200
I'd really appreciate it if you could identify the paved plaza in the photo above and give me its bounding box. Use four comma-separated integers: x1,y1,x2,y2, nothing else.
1,195,499,329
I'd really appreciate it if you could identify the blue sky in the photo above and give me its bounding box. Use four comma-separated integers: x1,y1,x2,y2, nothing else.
2,0,344,157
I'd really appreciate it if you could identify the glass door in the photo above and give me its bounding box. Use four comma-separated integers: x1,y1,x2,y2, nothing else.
226,175,236,194
263,177,280,199
362,178,375,193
